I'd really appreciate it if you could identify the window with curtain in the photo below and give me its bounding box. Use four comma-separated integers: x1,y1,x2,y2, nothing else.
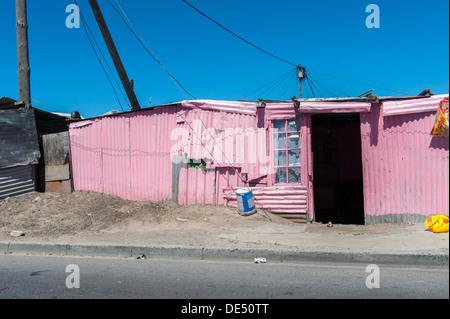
273,119,301,184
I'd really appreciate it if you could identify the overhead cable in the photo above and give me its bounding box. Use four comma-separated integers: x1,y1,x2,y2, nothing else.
307,68,415,96
74,0,125,111
107,0,196,100
181,0,297,67
236,67,297,100
182,1,415,98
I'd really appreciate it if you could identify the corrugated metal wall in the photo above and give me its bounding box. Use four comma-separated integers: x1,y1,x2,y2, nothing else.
69,99,449,224
223,185,308,222
70,119,103,194
129,108,178,201
360,103,449,224
0,165,35,201
70,105,270,202
70,106,178,201
0,108,40,168
176,106,267,182
177,167,215,205
0,108,39,201
69,104,309,221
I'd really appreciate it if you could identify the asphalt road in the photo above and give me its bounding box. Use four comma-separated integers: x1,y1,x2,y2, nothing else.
0,254,448,302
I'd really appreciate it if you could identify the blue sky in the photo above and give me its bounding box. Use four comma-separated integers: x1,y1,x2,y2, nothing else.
1,0,448,118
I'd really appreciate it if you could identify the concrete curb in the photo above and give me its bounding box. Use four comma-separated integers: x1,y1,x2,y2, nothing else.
1,241,448,267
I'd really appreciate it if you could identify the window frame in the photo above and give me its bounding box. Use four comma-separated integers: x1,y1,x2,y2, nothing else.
272,118,301,184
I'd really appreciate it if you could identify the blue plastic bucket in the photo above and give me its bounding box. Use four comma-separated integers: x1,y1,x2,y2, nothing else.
236,188,257,216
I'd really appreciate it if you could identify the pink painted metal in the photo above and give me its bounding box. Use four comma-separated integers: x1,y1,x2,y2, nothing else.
360,102,449,222
300,101,372,113
265,102,296,120
181,100,257,116
69,97,449,224
383,94,448,116
175,106,268,182
128,107,178,201
70,105,179,201
177,167,215,205
69,103,271,203
223,185,308,222
70,119,103,194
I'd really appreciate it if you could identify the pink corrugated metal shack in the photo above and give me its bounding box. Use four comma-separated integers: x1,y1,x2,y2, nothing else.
68,94,449,225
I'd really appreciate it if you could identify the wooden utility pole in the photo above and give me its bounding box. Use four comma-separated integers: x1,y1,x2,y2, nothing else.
88,0,141,111
15,0,31,109
297,65,305,99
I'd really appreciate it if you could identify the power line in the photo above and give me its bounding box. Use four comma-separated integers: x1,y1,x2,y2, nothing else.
103,2,251,198
236,67,297,100
308,76,337,98
305,77,316,98
306,68,415,96
74,0,125,111
262,72,293,100
80,3,129,105
276,71,297,100
307,73,351,97
106,2,257,207
181,1,412,98
181,0,297,68
305,77,325,98
107,0,196,100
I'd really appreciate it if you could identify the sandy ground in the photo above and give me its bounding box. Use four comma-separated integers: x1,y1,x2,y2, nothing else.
1,191,448,253
0,191,292,242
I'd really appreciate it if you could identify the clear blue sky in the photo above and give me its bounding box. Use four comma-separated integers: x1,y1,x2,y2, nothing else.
1,0,448,118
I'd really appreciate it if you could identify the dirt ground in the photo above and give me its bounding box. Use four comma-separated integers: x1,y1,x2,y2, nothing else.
1,191,448,253
0,191,292,239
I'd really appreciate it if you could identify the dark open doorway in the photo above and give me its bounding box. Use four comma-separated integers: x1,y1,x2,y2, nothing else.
311,113,365,225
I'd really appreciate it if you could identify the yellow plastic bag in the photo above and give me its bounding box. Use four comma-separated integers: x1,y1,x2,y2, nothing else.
424,214,449,233
430,98,449,138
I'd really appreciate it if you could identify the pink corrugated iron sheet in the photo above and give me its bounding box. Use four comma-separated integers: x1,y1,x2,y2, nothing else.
265,102,296,120
175,106,268,182
69,97,448,225
70,106,178,201
360,103,449,222
181,100,257,116
70,118,103,194
128,108,178,201
69,101,308,221
383,94,448,116
300,101,372,113
69,103,271,204
178,167,215,205
223,185,308,222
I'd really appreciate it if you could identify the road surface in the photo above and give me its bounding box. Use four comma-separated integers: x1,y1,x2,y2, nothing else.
0,254,448,302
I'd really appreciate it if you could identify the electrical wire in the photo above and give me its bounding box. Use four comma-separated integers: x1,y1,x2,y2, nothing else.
305,76,325,98
78,4,263,215
276,71,297,100
82,6,129,106
106,0,251,191
181,0,297,68
183,0,414,98
307,68,415,96
307,73,351,97
30,98,55,111
261,73,293,100
107,0,196,100
80,15,129,105
309,76,338,98
236,67,297,100
74,0,125,111
302,81,309,99
102,1,244,188
305,77,316,98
